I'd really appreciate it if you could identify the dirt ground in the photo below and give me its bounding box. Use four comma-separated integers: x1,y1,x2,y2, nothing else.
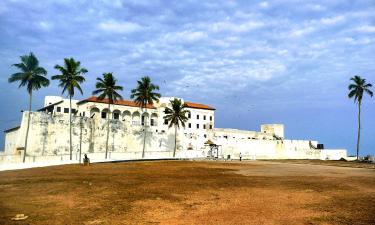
0,160,374,225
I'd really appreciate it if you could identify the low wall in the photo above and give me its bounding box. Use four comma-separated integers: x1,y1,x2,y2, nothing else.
2,111,348,170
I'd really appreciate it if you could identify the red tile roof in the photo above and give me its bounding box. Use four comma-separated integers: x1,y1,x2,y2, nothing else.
77,96,156,109
184,101,215,110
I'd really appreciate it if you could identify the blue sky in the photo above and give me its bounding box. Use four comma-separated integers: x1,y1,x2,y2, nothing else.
0,0,374,156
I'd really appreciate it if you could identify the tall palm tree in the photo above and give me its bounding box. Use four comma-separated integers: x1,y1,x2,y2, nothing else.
164,98,189,157
8,52,50,163
52,58,87,160
348,75,373,160
130,76,161,158
92,73,123,159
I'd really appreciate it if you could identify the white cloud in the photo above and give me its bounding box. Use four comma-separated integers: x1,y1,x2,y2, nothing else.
38,21,53,31
290,26,315,37
356,25,375,33
162,31,207,43
259,1,269,8
98,20,143,33
320,15,345,25
306,4,325,11
212,21,264,33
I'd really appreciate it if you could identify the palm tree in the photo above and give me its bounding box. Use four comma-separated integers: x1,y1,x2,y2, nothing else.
164,98,189,157
8,52,50,163
92,73,123,159
348,75,373,160
52,58,87,160
130,76,161,158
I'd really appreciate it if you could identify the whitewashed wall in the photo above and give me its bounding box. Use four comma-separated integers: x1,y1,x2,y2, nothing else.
3,111,347,163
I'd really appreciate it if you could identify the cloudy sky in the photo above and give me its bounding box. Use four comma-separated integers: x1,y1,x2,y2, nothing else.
0,0,374,156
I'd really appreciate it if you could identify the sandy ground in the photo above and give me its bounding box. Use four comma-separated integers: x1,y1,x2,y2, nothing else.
0,160,374,225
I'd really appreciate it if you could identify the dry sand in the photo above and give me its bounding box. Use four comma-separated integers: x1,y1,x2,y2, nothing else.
0,160,374,225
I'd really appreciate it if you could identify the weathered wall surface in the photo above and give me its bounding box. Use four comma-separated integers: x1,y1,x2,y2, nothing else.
9,112,177,157
4,128,19,155
4,112,347,162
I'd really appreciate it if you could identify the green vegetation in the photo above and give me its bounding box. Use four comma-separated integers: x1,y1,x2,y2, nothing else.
348,75,373,160
130,76,161,158
52,58,88,160
8,52,50,162
164,98,189,157
93,73,123,159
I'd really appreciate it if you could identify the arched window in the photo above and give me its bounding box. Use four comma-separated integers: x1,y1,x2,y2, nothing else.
132,112,141,125
112,110,121,120
102,108,110,119
122,111,131,122
90,107,100,119
151,113,158,126
142,112,149,126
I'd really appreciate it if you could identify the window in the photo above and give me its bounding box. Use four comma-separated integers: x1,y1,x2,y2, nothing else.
56,107,61,112
164,119,168,125
188,123,191,128
113,113,119,120
203,124,206,129
71,109,77,114
82,112,85,117
101,112,107,119
196,124,199,129
204,115,206,120
210,116,212,121
204,134,207,138
151,119,155,126
188,113,191,119
141,116,145,125
197,115,199,119
209,125,213,129
64,108,69,113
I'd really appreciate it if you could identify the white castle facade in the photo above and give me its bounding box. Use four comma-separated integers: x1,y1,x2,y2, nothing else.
2,96,347,164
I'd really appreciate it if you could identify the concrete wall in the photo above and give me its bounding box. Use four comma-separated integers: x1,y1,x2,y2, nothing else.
4,128,20,155
3,111,347,163
261,124,284,139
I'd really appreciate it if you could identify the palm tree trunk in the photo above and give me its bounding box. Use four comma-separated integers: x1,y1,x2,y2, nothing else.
173,125,177,158
69,96,72,160
79,116,83,164
142,107,147,158
23,91,32,163
105,103,110,159
356,101,361,160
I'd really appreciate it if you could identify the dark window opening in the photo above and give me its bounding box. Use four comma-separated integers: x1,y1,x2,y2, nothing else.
204,134,207,138
203,124,206,129
203,115,206,120
210,116,212,121
197,115,199,119
188,123,191,128
56,107,61,112
188,113,191,118
164,119,168,125
196,124,199,129
64,108,69,113
113,113,119,120
82,112,85,117
101,112,107,119
151,119,155,126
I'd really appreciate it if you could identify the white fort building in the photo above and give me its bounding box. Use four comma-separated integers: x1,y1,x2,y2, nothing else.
3,96,347,163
